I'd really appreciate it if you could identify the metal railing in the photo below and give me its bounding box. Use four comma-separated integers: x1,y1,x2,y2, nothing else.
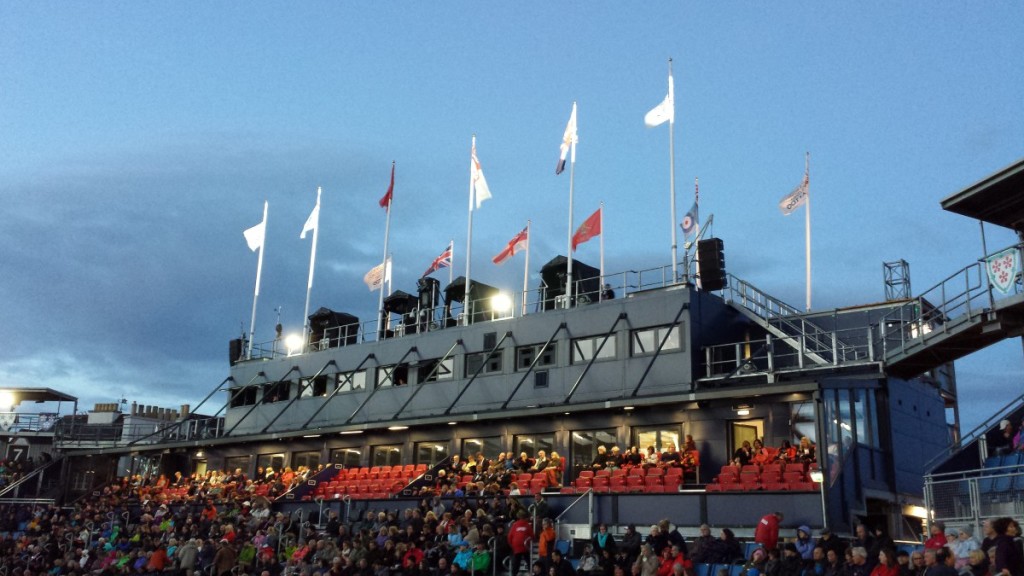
724,275,859,365
55,416,225,447
245,259,698,361
924,464,1024,533
877,242,1024,361
702,324,878,379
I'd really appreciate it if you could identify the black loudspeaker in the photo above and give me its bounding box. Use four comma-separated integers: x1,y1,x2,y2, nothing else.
229,338,243,366
697,238,726,291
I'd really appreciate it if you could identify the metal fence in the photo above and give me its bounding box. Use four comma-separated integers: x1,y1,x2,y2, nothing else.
924,463,1024,534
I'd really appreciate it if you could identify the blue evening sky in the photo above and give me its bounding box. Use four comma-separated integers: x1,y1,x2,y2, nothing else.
1,3,1021,431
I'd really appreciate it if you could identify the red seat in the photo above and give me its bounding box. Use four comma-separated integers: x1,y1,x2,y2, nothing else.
574,476,593,489
644,476,664,488
647,467,664,477
611,468,628,477
595,469,611,477
609,476,628,492
626,476,644,491
783,471,804,483
516,473,532,483
629,467,646,477
762,481,789,491
578,470,595,479
592,476,610,492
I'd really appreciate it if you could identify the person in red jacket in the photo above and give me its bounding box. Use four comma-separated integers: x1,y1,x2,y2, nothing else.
923,522,947,550
509,510,534,576
754,512,783,552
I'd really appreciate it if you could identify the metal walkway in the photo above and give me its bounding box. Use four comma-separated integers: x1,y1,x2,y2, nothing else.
878,243,1024,379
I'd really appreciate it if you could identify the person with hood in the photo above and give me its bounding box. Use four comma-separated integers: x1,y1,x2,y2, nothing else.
795,526,816,563
177,538,200,576
213,538,237,576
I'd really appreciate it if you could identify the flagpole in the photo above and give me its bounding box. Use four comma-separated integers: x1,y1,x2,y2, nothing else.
302,187,321,345
667,58,678,282
247,201,268,359
694,178,701,290
804,152,811,311
465,136,476,325
566,103,577,308
522,221,531,316
379,162,394,334
599,202,605,301
449,240,454,285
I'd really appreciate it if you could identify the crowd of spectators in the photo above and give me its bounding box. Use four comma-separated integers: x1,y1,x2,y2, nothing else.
0,467,1020,576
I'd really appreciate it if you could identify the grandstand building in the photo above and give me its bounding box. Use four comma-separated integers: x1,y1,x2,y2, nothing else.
11,158,1023,542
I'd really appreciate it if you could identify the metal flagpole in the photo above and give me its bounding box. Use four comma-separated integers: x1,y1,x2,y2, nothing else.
566,103,577,308
302,187,321,345
247,201,268,359
668,58,678,282
379,162,394,333
465,136,476,325
694,179,701,290
805,152,811,312
599,203,605,300
448,240,454,285
522,221,530,316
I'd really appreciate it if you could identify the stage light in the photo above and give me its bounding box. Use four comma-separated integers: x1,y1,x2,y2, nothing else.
285,333,303,356
490,293,513,316
0,391,15,411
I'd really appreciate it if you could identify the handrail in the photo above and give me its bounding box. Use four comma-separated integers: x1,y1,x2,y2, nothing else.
921,389,1024,472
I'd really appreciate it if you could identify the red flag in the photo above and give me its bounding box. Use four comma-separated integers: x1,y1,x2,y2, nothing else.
571,207,602,251
492,226,529,265
379,164,394,209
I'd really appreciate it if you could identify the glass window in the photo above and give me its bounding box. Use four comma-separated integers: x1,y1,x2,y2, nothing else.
630,326,683,356
790,402,817,445
371,444,403,467
336,371,366,393
571,429,617,472
377,365,410,388
461,437,502,459
229,386,258,408
299,375,330,398
466,352,503,375
415,441,449,466
571,335,616,364
262,381,291,403
631,425,681,454
292,450,320,470
513,434,555,459
419,358,454,383
224,455,251,475
330,448,361,468
853,388,880,448
516,343,557,371
257,453,285,473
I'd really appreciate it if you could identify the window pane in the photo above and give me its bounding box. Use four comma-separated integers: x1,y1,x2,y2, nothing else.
371,445,402,467
570,429,617,472
330,448,361,468
257,453,285,474
292,450,320,470
461,436,502,459
415,442,449,466
337,371,365,392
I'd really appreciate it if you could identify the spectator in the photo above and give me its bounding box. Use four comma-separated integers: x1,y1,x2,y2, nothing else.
508,511,534,576
755,512,783,552
925,523,948,551
870,548,899,576
795,526,816,562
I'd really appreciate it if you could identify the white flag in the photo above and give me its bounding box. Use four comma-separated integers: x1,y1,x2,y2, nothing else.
556,102,578,174
300,202,319,239
644,73,675,127
778,177,809,215
364,258,392,291
243,220,265,252
471,144,492,209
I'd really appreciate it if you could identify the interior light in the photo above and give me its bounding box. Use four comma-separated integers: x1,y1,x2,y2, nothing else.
624,406,635,411
0,391,15,410
340,430,363,435
388,425,409,431
736,409,750,416
808,470,824,483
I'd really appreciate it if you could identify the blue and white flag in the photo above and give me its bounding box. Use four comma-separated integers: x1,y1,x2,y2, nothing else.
680,202,699,235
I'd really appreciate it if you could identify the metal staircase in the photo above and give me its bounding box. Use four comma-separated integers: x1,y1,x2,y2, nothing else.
723,275,848,367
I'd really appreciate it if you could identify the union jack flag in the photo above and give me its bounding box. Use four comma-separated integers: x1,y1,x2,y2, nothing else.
422,243,453,278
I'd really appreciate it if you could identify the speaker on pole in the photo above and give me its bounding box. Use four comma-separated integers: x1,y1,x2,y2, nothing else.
697,238,726,291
